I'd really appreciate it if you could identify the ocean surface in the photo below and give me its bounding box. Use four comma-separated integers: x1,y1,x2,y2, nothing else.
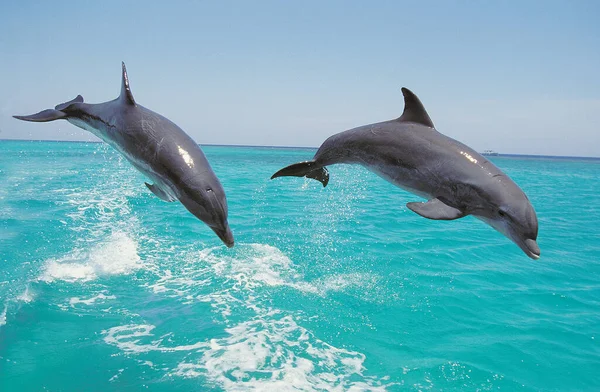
1,140,599,391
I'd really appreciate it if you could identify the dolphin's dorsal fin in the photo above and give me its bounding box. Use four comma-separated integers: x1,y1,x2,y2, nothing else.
119,62,136,106
397,87,434,128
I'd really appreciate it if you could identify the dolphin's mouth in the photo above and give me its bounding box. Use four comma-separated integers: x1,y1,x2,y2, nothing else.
212,225,235,248
521,238,541,260
476,216,541,259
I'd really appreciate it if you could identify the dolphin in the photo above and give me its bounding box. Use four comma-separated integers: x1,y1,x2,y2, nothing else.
271,88,540,259
14,63,234,247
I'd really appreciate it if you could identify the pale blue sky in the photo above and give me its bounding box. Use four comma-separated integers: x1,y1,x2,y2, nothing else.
1,1,598,156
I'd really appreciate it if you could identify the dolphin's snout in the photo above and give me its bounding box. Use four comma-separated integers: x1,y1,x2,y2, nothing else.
524,238,540,260
213,224,235,248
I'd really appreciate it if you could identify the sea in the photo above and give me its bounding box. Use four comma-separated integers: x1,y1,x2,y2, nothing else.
0,139,599,391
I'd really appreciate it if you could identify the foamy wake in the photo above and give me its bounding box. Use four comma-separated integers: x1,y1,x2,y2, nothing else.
39,231,142,283
175,310,387,391
103,311,386,391
112,243,390,390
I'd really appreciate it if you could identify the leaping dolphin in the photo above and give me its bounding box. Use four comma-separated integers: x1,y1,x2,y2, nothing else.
271,88,540,259
14,63,234,247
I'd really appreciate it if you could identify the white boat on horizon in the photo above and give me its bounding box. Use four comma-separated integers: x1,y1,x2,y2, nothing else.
482,149,499,156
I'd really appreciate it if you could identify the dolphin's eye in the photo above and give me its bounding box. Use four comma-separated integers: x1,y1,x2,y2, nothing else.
498,209,512,219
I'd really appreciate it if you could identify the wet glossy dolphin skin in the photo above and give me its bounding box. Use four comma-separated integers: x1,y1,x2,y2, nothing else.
272,88,540,259
14,63,234,247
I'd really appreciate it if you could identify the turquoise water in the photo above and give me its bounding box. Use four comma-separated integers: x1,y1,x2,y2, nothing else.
1,140,599,391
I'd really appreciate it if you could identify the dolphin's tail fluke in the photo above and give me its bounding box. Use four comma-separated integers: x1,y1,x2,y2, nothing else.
55,95,84,111
271,161,330,187
14,95,84,123
13,109,67,122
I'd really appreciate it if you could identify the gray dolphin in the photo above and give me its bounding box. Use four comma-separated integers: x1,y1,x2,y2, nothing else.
271,88,540,259
14,63,234,247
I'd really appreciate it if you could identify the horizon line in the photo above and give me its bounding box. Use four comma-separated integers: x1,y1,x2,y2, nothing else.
1,137,599,160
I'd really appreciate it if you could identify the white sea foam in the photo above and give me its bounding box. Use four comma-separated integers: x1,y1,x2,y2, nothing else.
103,313,386,392
69,292,116,306
40,231,142,283
0,304,7,328
103,324,158,353
172,311,388,391
17,285,34,303
103,323,208,354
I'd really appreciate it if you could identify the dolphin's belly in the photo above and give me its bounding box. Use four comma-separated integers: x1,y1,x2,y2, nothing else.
68,118,179,199
352,135,480,203
116,146,181,200
364,161,433,200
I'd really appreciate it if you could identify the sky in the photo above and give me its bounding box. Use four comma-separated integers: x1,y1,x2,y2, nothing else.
0,0,598,156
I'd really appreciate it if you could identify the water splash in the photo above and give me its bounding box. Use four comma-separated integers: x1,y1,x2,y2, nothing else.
40,231,142,283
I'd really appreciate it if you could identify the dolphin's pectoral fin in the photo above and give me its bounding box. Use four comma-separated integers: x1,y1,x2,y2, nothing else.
406,198,467,220
145,182,176,202
271,161,329,187
13,109,67,123
55,95,84,111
